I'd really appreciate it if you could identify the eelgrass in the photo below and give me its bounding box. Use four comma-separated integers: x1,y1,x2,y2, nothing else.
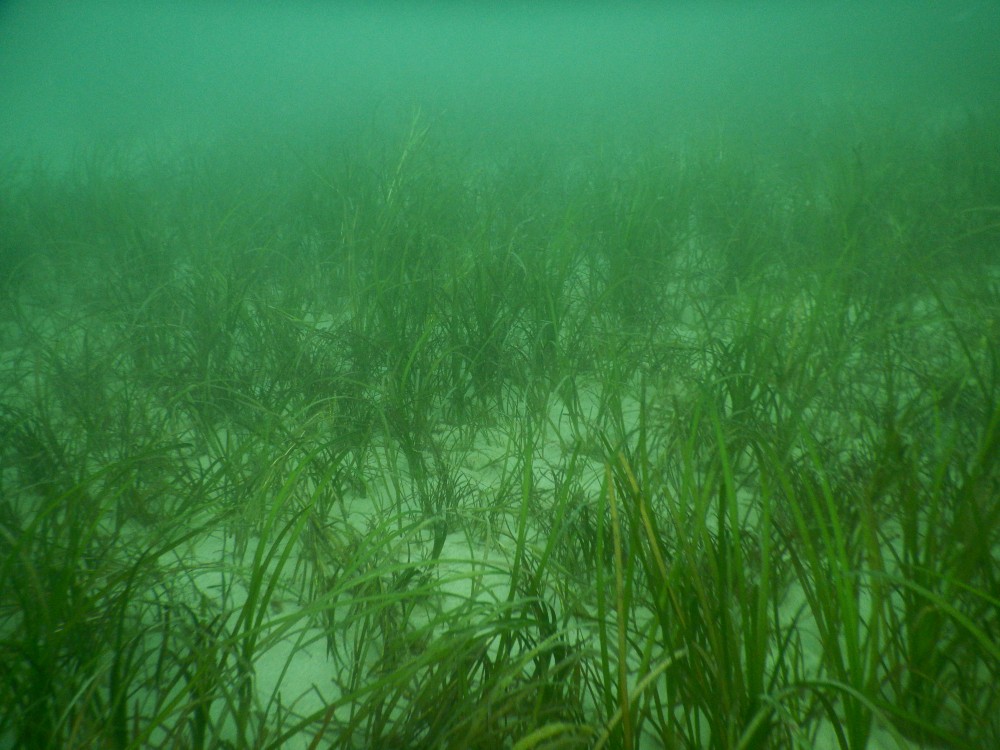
1,107,998,748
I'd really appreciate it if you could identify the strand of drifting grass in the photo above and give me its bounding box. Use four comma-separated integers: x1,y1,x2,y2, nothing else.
277,597,577,748
593,648,687,750
604,460,633,749
763,433,886,749
605,383,816,747
712,402,791,747
504,415,537,614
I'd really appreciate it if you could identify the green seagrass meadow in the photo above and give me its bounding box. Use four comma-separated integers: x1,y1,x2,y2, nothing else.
1,111,998,749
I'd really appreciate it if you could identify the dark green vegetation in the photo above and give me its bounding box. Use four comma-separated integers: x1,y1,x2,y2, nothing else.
1,111,998,749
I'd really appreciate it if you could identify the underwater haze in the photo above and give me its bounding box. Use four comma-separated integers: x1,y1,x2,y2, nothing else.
1,2,999,749
2,0,999,165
